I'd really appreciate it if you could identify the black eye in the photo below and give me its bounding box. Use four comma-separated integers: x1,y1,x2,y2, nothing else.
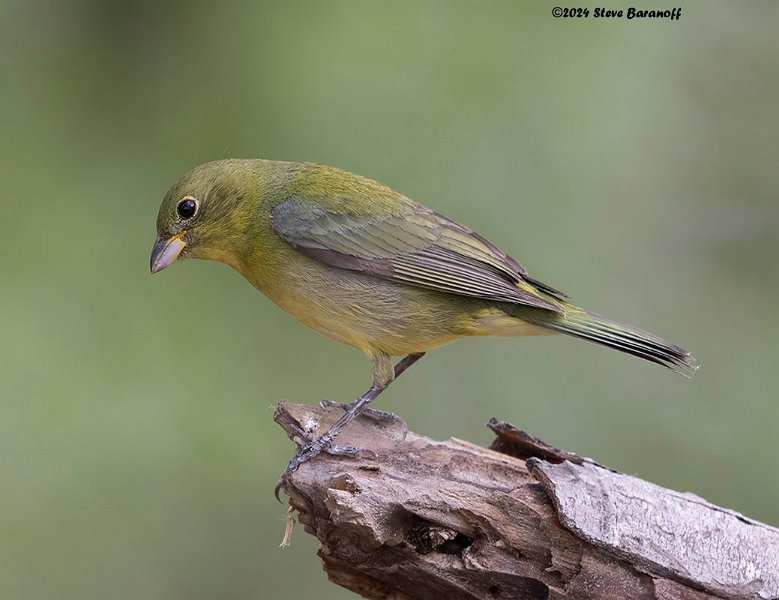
177,198,197,219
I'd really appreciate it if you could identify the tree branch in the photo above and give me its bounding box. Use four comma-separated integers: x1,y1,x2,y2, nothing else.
274,402,779,600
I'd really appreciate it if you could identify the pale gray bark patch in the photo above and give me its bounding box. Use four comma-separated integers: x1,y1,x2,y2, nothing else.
530,460,779,600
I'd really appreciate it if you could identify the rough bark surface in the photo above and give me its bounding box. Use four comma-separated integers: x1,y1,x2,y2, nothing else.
275,402,779,600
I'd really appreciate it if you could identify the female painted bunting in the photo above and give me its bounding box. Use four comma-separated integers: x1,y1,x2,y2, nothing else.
151,159,696,487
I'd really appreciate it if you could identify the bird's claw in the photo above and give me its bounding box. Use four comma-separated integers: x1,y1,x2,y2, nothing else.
274,431,377,502
319,399,408,439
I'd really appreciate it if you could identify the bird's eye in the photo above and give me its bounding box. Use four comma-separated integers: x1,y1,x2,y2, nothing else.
177,197,197,219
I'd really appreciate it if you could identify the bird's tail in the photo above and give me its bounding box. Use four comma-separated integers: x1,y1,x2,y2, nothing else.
529,306,698,377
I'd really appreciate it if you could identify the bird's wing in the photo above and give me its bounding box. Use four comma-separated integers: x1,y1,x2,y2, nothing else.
271,196,565,312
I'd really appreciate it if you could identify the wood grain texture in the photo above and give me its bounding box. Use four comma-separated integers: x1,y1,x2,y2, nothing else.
530,461,779,600
275,402,778,600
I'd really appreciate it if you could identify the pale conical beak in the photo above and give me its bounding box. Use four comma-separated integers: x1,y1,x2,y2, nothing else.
150,232,187,274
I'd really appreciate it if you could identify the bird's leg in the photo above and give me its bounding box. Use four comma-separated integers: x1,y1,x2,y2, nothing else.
276,380,388,498
393,351,426,379
283,421,365,458
320,352,426,430
277,353,416,498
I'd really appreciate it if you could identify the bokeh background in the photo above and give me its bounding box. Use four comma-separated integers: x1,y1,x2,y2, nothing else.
2,1,777,598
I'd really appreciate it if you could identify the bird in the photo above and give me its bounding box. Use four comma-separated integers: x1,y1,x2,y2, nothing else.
150,159,697,491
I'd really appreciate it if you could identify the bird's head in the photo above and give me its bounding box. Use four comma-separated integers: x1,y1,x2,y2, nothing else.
150,159,262,274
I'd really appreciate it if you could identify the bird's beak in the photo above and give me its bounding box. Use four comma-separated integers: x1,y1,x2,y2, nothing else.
150,232,187,274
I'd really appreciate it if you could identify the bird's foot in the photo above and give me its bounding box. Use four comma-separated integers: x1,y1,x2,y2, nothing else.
319,399,408,438
274,424,376,501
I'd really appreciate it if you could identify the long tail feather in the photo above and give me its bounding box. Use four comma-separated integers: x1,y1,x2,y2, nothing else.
535,308,698,377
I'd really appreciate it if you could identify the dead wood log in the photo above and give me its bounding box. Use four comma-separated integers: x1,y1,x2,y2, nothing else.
274,402,779,600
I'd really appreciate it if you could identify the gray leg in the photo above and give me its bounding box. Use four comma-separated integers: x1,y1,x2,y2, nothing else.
284,421,368,458
276,381,387,499
393,352,426,379
319,352,426,429
275,353,426,500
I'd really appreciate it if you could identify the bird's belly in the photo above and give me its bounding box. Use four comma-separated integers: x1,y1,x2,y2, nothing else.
253,258,471,356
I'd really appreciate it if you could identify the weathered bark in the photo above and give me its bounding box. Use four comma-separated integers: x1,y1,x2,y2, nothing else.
274,402,779,600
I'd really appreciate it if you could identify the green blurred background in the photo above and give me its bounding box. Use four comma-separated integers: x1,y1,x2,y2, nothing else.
2,1,777,598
